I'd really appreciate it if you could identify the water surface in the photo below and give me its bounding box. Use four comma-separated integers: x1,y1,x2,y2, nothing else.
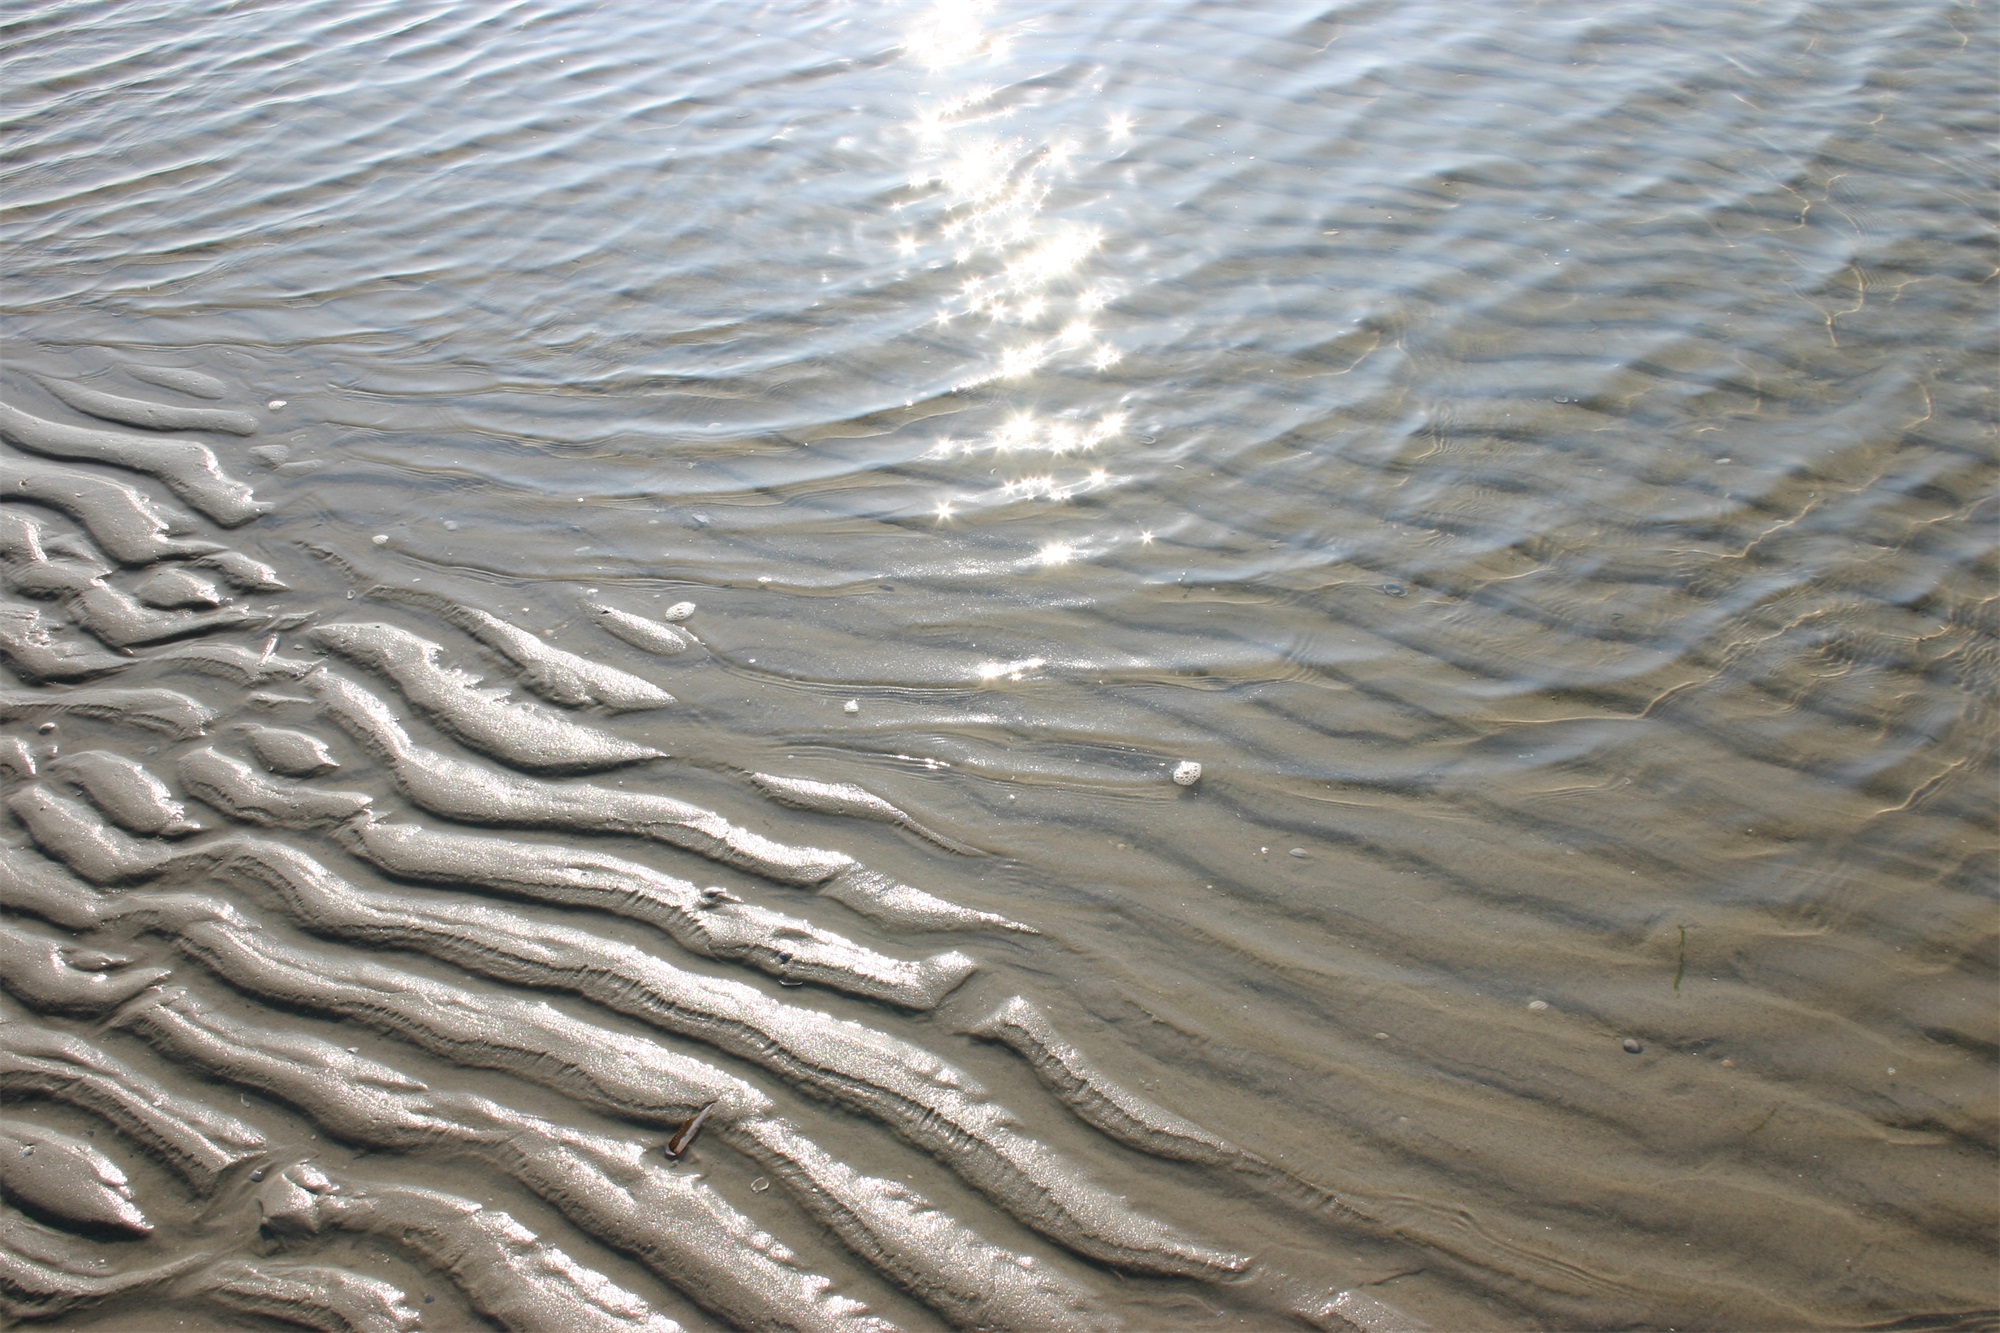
2,0,1995,1328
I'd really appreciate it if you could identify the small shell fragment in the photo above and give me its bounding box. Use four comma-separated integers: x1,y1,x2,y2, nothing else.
1171,760,1202,787
842,699,860,714
663,601,696,621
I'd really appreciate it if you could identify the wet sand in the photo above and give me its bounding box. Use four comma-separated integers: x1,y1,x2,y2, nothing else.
2,0,1995,1328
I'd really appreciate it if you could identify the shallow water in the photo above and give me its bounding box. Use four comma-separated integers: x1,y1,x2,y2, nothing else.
1,0,1995,1328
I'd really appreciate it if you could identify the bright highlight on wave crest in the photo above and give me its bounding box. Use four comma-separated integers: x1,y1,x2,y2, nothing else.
975,655,1047,681
1034,542,1076,566
905,0,1005,69
922,411,1123,462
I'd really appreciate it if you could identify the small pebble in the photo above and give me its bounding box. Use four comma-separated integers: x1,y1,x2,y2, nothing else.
663,600,696,621
1373,1032,1390,1041
1288,847,1309,859
1621,1038,1644,1055
1381,582,1408,597
1720,1058,1737,1069
843,700,860,714
1526,999,1549,1012
1172,760,1202,786
267,399,286,409
443,520,458,531
371,534,388,545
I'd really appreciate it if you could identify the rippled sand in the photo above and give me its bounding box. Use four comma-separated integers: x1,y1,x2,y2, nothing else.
2,0,1994,1329
3,378,1382,1330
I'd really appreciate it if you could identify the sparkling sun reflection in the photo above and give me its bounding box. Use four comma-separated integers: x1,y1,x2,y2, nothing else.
1035,542,1075,566
902,1,1149,567
898,3,1126,386
976,655,1046,682
905,0,1004,69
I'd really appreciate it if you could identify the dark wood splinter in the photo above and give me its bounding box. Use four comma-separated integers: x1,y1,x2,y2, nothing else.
661,1102,716,1159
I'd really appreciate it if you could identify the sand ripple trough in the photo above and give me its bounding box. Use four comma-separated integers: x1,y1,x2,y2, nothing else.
0,370,1409,1330
2,0,1992,1325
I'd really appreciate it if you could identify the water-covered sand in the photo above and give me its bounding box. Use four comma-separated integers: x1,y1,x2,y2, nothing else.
2,0,1994,1328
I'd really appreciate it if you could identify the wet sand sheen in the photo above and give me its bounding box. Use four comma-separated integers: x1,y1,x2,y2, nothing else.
1,0,1994,1327
0,366,1420,1331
